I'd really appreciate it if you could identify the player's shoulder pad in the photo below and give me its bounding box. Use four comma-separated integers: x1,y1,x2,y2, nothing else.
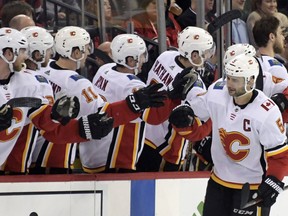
69,74,86,81
35,75,49,84
213,80,225,90
193,79,204,88
127,74,141,81
268,59,283,67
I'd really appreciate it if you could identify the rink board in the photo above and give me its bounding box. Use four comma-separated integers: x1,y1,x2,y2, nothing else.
0,172,286,216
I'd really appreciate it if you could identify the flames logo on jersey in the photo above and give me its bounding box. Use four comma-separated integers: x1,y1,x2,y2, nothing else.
219,128,250,161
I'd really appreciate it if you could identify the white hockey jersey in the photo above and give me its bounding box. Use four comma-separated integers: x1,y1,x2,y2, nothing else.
81,63,146,171
257,55,288,81
145,50,207,164
204,80,287,185
0,72,47,171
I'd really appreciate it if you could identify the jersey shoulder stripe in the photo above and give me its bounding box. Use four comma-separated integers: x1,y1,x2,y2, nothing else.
268,59,283,67
127,74,140,81
69,74,85,81
35,75,49,84
213,80,225,90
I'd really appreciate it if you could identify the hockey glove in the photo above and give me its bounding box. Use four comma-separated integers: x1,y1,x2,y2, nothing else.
194,136,213,164
78,112,114,139
126,83,167,113
271,93,288,113
51,96,80,125
257,175,284,207
0,104,13,131
169,104,195,128
168,67,198,100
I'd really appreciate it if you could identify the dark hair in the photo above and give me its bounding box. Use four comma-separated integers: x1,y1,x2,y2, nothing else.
139,0,154,9
253,16,280,47
251,0,263,11
1,1,34,27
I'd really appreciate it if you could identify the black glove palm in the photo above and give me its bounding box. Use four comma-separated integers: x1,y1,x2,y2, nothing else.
126,83,167,113
168,67,198,100
271,93,288,113
0,104,13,131
79,112,114,139
257,175,284,207
51,96,80,125
169,104,195,128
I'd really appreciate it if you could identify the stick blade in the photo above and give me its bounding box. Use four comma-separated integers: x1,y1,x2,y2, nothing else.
240,182,250,209
207,10,242,34
6,97,42,108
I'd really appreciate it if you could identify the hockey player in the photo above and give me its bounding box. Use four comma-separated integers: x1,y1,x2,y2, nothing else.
169,55,288,215
253,16,288,81
80,33,208,173
142,26,215,171
37,26,190,173
0,27,120,174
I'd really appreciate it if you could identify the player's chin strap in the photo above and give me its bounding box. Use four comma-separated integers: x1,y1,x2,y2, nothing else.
69,53,85,70
235,79,255,99
0,55,17,72
188,57,204,68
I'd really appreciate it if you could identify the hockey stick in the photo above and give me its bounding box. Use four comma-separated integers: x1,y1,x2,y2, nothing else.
207,10,242,34
5,97,42,108
240,182,288,209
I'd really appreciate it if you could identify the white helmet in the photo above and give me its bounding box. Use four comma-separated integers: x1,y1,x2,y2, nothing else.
111,34,148,73
178,26,215,67
21,26,54,67
223,43,256,66
225,55,259,92
0,27,28,71
55,26,93,58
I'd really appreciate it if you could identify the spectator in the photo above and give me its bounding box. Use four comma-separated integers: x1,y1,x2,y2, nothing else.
246,0,288,48
124,0,181,47
231,0,249,44
9,14,35,30
1,1,34,27
176,0,216,30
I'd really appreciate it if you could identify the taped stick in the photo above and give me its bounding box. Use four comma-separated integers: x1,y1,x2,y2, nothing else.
5,97,42,108
207,10,242,34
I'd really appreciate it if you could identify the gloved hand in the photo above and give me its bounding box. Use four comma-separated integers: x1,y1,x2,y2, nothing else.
126,83,167,113
169,104,194,128
0,104,13,131
78,112,114,139
271,93,288,113
257,175,284,207
51,96,80,125
193,136,213,164
168,67,198,100
198,61,216,89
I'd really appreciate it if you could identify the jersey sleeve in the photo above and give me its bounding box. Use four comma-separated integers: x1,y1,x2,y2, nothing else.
28,105,87,144
142,98,181,125
172,118,212,141
260,106,288,180
100,100,141,127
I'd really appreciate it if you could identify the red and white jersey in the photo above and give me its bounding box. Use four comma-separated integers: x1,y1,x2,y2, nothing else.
145,50,207,164
81,63,146,171
257,55,288,81
204,80,287,185
38,60,106,116
23,67,76,170
0,71,47,169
